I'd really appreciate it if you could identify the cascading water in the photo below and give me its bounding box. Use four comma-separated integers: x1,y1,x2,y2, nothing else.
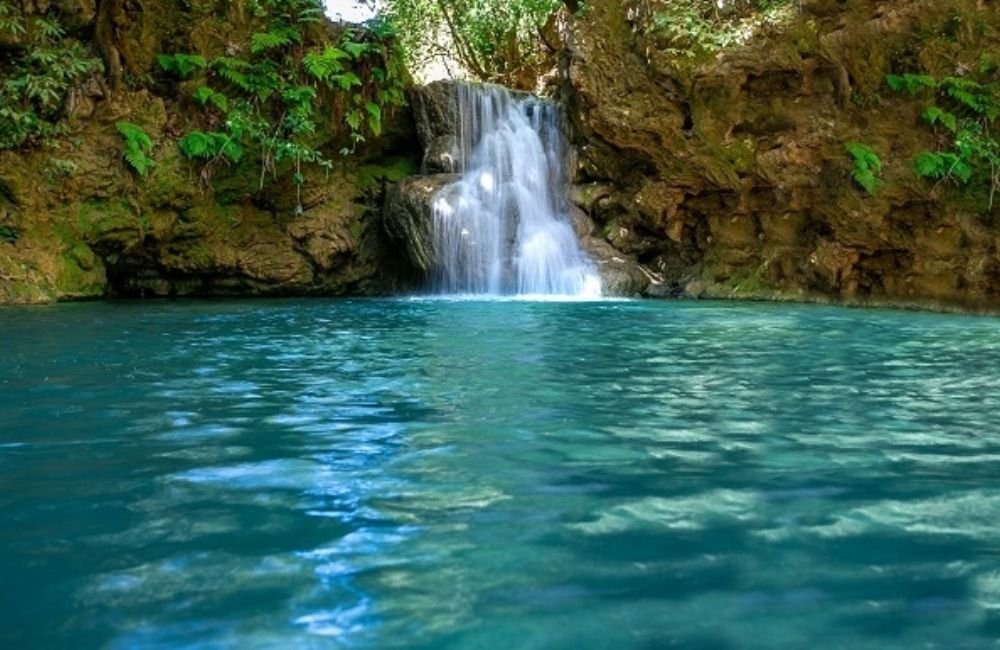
430,84,601,297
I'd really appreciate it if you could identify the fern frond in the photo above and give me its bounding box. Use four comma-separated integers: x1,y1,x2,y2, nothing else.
250,26,299,54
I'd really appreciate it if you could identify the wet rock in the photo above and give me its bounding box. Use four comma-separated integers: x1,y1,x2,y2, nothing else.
410,82,460,158
423,135,460,174
568,204,595,238
383,174,459,272
584,237,650,296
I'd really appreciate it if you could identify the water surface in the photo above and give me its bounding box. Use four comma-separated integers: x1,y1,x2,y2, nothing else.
1,298,999,648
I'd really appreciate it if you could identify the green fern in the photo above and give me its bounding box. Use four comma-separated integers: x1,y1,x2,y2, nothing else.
914,151,973,184
157,53,207,78
922,105,958,132
192,86,229,112
302,47,349,81
341,40,370,59
332,72,363,91
157,0,408,195
250,26,300,54
179,130,243,164
885,73,937,95
115,122,155,176
845,142,883,195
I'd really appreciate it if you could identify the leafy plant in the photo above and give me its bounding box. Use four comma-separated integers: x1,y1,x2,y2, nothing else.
845,142,883,195
645,0,798,58
116,122,155,176
0,224,19,244
885,73,937,95
157,53,208,79
178,131,243,164
380,0,566,86
160,0,407,207
887,73,1000,209
0,4,103,149
914,151,973,184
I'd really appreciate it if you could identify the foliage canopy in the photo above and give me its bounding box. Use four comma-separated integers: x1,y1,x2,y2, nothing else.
377,0,565,87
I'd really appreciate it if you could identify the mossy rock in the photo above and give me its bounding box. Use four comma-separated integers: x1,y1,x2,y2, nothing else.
145,149,198,210
56,243,106,298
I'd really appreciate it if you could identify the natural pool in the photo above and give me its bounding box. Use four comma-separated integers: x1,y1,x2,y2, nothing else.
1,298,999,648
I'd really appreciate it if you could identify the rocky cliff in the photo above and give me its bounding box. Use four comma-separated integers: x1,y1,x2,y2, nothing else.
561,0,1000,311
0,0,419,305
5,0,1000,310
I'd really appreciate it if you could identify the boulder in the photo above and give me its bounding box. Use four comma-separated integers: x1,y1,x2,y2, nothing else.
383,174,459,272
409,82,460,159
584,237,651,297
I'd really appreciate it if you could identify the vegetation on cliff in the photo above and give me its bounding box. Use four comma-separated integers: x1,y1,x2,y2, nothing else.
0,1,102,149
0,0,418,305
156,0,407,202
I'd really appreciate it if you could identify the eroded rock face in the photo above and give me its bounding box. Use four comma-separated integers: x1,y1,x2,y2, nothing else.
0,4,420,304
561,0,1000,310
0,128,411,304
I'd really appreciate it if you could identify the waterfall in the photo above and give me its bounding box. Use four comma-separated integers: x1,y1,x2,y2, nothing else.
430,84,601,297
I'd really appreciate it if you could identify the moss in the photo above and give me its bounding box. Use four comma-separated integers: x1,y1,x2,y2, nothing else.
145,149,197,209
721,138,757,175
77,199,140,241
356,156,420,192
725,268,776,295
55,243,106,298
349,218,365,243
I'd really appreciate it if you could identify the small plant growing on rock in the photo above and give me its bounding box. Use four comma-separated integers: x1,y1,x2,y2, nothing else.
845,142,883,195
0,224,19,244
115,122,155,176
887,73,1000,210
159,0,406,205
0,3,103,149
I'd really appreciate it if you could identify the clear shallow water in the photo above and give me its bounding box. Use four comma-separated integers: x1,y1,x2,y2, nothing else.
1,298,999,649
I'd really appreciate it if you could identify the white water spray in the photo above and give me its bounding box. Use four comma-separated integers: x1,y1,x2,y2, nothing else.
431,84,601,297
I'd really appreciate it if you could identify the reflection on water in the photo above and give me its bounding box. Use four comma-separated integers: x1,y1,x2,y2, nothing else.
1,299,1000,648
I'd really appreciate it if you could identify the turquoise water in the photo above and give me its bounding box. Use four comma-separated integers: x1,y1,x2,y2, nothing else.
1,298,1000,649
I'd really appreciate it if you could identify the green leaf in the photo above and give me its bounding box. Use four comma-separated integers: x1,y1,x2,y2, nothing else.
193,86,214,105
158,53,207,79
845,142,883,195
331,71,363,91
116,122,155,176
922,105,958,132
303,47,349,81
250,26,300,54
178,131,214,159
914,151,945,178
116,121,153,151
885,73,936,95
342,41,370,59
